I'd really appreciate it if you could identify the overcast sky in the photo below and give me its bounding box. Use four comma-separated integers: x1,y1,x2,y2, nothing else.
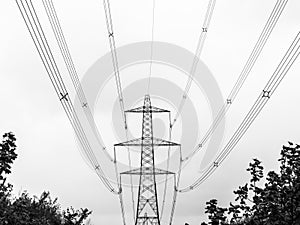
1,0,300,224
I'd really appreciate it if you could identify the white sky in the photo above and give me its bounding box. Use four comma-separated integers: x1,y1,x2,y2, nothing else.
1,0,300,224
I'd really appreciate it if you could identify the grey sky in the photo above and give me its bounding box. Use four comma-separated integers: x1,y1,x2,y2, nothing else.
1,0,300,224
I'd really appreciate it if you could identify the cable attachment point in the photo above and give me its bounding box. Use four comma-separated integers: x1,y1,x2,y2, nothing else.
213,161,219,167
181,157,187,162
262,90,271,98
59,92,68,101
174,185,178,192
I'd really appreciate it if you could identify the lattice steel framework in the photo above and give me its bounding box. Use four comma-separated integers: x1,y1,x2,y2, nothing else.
115,95,179,225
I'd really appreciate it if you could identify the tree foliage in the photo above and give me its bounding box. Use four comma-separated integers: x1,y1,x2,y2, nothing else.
0,132,91,225
201,142,300,225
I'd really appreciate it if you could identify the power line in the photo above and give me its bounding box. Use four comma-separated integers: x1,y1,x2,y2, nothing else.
42,0,113,162
171,0,217,127
114,147,127,225
147,0,156,94
16,0,120,194
41,0,130,223
101,0,136,222
182,0,289,163
159,112,172,220
169,146,183,225
102,0,126,128
42,3,128,220
178,31,300,192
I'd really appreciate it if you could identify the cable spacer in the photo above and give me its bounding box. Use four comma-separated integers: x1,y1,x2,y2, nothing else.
227,99,232,104
202,27,208,32
59,92,68,101
262,90,271,98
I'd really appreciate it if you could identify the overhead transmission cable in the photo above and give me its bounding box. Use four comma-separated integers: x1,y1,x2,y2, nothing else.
171,0,217,127
16,0,120,194
178,31,300,193
36,0,127,222
41,0,113,162
41,2,127,220
169,146,183,225
147,0,156,94
160,1,216,220
113,147,126,225
183,0,289,163
159,112,172,220
102,0,126,127
101,0,135,222
161,0,216,220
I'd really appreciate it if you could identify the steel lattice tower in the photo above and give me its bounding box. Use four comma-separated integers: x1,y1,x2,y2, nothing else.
115,95,179,225
135,94,160,225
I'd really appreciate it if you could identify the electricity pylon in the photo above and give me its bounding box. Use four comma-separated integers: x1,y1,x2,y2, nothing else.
115,95,180,225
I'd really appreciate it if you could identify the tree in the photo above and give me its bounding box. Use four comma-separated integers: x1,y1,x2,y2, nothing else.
201,142,300,225
63,207,91,225
205,199,227,225
0,132,92,225
0,132,17,224
0,132,17,180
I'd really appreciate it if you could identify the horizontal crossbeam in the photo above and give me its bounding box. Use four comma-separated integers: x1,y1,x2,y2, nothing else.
125,105,169,113
114,137,180,147
121,168,174,176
